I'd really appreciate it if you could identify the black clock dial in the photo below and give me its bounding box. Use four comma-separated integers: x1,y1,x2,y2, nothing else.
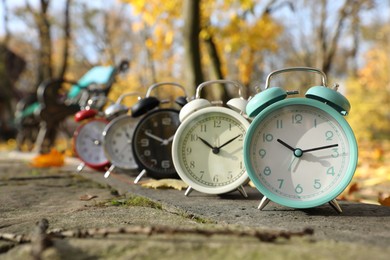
132,109,180,179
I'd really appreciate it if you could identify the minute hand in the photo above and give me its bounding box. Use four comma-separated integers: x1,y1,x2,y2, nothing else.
217,135,241,149
302,144,338,153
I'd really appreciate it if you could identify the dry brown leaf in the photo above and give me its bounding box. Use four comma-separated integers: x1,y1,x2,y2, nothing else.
348,182,359,195
79,194,98,201
378,193,390,207
31,149,65,167
141,179,188,190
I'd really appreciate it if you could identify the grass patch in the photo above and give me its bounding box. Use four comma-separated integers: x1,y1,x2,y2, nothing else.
110,195,162,210
181,212,214,224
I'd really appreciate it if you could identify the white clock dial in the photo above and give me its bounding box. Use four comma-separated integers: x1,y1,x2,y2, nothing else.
103,115,138,169
248,104,352,205
173,107,249,194
74,119,108,165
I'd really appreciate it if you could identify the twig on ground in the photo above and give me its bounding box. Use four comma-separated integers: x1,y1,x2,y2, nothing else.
1,220,314,244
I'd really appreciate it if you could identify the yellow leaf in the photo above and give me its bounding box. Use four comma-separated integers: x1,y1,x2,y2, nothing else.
31,149,65,168
141,179,188,190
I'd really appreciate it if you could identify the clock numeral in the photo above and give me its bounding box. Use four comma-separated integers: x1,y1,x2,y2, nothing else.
140,138,149,147
213,175,219,183
331,148,339,158
151,159,157,166
199,171,204,179
263,166,271,176
263,133,274,142
200,124,207,132
227,171,233,180
161,160,170,169
314,179,321,189
144,150,151,156
162,117,172,126
186,147,192,155
276,119,283,129
189,161,195,168
325,131,334,141
314,118,317,128
239,161,243,169
277,179,284,189
327,166,335,176
258,149,266,158
295,184,303,194
190,134,199,141
292,114,303,124
214,120,221,128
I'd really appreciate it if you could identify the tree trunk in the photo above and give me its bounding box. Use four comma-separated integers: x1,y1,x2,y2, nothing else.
28,0,53,85
183,0,203,96
203,35,229,102
58,0,72,79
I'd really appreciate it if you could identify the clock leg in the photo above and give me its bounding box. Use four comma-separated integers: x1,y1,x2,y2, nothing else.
134,169,146,184
237,185,248,198
329,199,343,214
77,162,85,172
184,186,193,196
258,196,270,210
104,165,115,179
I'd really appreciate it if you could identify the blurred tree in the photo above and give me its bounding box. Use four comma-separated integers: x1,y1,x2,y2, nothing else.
347,24,390,141
25,0,53,84
269,0,375,92
123,0,283,100
183,0,203,94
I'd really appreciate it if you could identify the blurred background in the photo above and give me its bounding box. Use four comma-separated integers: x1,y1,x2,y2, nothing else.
0,0,389,203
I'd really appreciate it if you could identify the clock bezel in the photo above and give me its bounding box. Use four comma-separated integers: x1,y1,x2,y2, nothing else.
73,118,110,170
244,97,358,208
102,114,139,170
172,106,250,195
132,108,180,179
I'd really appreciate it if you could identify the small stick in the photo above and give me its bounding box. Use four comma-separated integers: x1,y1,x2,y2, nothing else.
1,223,314,244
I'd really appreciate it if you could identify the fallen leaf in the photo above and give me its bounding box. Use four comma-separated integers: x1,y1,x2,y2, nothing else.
348,182,359,195
378,193,390,207
79,194,98,201
31,149,65,167
141,179,188,190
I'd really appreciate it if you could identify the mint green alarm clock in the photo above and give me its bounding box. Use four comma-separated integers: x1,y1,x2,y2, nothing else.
244,67,358,213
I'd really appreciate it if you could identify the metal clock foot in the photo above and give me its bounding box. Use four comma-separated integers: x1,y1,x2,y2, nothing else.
237,185,248,198
258,196,270,210
134,169,146,184
77,163,85,172
329,199,343,214
184,186,193,196
104,165,115,179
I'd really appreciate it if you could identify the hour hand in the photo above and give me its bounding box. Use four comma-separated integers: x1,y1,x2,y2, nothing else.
277,139,295,152
144,131,164,143
198,137,214,149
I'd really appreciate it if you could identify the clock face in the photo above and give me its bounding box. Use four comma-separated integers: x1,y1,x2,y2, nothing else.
244,98,358,208
74,119,109,167
172,107,250,194
102,115,139,169
132,109,180,178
